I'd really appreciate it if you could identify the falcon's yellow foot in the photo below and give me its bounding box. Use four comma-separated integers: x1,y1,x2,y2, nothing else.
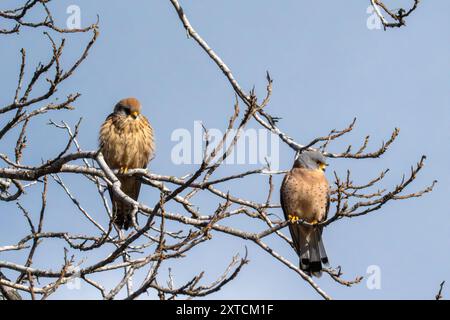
119,167,129,174
288,215,300,224
310,219,319,225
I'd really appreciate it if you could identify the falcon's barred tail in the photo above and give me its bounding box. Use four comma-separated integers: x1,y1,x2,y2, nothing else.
298,225,329,277
108,176,142,230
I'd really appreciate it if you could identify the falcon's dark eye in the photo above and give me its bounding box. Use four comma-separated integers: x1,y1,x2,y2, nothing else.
122,107,131,115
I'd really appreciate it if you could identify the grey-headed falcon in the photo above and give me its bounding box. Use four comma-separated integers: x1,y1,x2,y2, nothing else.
280,150,330,276
99,98,155,230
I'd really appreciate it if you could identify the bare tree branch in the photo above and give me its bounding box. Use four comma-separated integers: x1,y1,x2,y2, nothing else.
0,0,430,300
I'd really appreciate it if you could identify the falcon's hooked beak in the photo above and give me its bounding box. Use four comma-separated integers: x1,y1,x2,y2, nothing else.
319,163,328,172
131,111,139,119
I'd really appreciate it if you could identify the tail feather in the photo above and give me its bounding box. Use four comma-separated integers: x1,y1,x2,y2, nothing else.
298,225,328,277
109,176,141,230
317,228,329,265
110,190,132,230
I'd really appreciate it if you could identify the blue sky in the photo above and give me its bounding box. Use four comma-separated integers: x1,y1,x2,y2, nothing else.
1,0,449,299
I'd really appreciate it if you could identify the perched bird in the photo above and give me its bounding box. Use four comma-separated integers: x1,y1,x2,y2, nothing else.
99,98,155,230
280,150,330,276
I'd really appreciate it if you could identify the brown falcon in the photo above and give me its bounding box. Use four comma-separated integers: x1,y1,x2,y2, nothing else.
280,150,330,276
99,98,155,230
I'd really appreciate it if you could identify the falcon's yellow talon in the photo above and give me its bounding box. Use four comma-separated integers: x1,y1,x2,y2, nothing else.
119,167,129,174
288,215,300,223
